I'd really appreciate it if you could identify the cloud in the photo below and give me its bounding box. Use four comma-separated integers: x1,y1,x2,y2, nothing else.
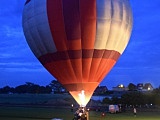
0,62,44,72
1,25,23,38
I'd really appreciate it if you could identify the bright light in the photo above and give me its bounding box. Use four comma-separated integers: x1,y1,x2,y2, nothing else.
69,90,93,107
120,84,123,88
78,90,86,107
119,84,124,88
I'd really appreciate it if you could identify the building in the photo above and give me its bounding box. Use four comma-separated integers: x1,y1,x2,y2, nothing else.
112,84,128,91
140,83,154,91
112,83,154,92
137,83,143,90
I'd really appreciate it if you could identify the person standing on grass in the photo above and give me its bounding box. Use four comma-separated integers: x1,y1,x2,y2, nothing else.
133,107,137,117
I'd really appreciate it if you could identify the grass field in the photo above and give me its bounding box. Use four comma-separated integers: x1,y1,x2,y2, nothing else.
0,94,160,120
0,106,160,120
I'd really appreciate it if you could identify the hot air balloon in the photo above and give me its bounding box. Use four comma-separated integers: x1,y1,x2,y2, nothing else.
22,0,133,107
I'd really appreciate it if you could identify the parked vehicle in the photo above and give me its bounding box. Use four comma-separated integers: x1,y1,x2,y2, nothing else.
109,105,119,113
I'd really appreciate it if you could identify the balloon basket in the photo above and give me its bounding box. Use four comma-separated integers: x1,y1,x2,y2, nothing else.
73,107,89,120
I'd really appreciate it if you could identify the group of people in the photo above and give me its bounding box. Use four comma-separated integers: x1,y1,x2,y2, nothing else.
72,106,137,119
73,107,88,120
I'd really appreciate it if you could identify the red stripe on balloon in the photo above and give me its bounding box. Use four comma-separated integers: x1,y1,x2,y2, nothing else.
47,0,68,51
80,0,96,82
61,0,81,51
62,0,81,41
80,0,96,49
38,49,120,63
61,0,82,82
47,0,80,83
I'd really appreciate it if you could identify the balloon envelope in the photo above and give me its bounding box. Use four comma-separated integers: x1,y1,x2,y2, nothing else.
22,0,133,106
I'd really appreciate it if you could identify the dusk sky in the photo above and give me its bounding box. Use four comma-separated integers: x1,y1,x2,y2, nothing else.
0,0,160,89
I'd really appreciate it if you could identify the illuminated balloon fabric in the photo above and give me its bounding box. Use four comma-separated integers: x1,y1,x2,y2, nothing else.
22,0,133,106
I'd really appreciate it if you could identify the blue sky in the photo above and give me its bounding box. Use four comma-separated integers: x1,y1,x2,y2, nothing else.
0,0,160,89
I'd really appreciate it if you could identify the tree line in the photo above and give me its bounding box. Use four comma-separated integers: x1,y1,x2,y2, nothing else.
102,87,160,106
0,80,66,94
1,80,160,106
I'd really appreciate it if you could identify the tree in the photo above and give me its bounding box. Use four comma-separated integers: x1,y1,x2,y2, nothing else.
14,82,40,93
44,85,52,93
102,97,112,104
38,85,52,94
152,87,160,95
111,97,121,104
49,80,66,93
151,88,160,105
0,86,11,94
121,91,145,106
15,84,28,93
28,84,40,93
